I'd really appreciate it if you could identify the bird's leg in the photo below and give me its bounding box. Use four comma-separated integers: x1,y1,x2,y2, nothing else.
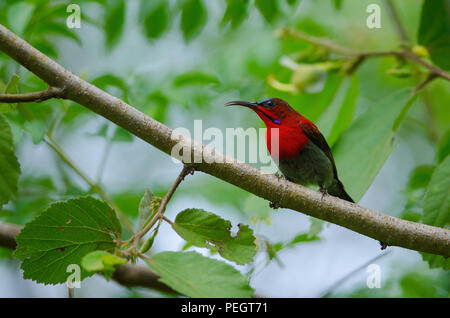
269,201,281,209
319,185,328,200
270,171,286,209
274,171,286,180
269,171,287,210
379,241,389,250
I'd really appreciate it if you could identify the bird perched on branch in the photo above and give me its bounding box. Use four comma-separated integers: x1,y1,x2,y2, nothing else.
226,97,354,203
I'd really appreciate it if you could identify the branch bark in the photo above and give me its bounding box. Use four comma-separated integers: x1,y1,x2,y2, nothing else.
0,24,449,257
0,86,63,103
0,222,178,294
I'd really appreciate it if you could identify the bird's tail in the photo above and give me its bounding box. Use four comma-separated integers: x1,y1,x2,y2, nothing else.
329,179,354,203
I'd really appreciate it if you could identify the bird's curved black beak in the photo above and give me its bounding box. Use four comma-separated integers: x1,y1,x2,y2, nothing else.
224,100,258,108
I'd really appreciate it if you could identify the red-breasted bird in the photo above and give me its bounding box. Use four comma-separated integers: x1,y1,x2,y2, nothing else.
225,97,354,203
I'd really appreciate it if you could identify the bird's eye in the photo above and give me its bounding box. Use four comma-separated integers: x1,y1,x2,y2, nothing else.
265,100,274,107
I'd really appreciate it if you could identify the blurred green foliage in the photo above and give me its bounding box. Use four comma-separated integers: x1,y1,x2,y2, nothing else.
0,0,449,297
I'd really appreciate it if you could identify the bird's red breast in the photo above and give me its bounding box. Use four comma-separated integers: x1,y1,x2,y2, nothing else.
263,110,311,161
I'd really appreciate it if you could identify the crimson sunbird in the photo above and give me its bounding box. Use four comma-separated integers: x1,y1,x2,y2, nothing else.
226,97,354,203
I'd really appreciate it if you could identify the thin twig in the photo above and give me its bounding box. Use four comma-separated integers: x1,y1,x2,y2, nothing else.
411,73,438,96
278,27,450,82
162,216,173,225
318,250,391,297
0,86,64,103
44,135,135,234
132,166,194,251
384,0,410,45
96,137,113,183
277,27,358,56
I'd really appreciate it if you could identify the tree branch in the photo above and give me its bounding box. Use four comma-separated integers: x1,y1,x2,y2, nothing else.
0,222,20,250
0,221,178,294
0,86,64,103
0,24,449,256
278,27,450,82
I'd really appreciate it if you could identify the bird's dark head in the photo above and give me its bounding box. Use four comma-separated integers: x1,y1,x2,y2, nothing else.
225,97,294,127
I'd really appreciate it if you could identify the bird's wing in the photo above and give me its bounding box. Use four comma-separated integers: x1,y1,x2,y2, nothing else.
298,119,339,178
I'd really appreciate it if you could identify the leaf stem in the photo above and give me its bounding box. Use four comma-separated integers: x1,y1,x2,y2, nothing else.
132,165,194,251
0,86,64,103
411,73,438,96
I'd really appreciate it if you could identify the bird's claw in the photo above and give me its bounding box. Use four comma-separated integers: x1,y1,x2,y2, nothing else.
379,241,389,250
274,171,286,181
182,166,196,180
269,201,282,209
319,187,328,200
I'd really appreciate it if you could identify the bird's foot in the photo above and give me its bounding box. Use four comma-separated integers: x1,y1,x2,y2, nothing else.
319,187,328,200
269,201,282,209
274,171,286,181
379,241,389,250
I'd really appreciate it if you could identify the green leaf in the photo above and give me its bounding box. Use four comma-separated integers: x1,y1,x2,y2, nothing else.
33,39,59,58
308,217,324,238
137,188,155,231
147,251,254,297
180,0,207,41
243,194,271,220
143,91,169,122
7,2,35,37
437,129,450,163
399,272,447,297
421,156,450,270
287,0,299,5
90,122,109,138
112,126,134,142
286,233,320,247
14,196,122,284
333,0,343,10
407,165,436,190
23,119,46,144
34,22,82,45
220,0,249,29
422,156,450,228
140,230,156,253
105,0,126,49
172,209,257,265
289,73,345,122
81,251,127,280
421,253,450,270
267,228,320,261
141,0,169,40
317,76,359,147
0,115,20,207
401,211,422,222
333,89,415,201
418,0,450,69
92,73,128,100
255,0,279,23
173,72,220,87
0,74,20,114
